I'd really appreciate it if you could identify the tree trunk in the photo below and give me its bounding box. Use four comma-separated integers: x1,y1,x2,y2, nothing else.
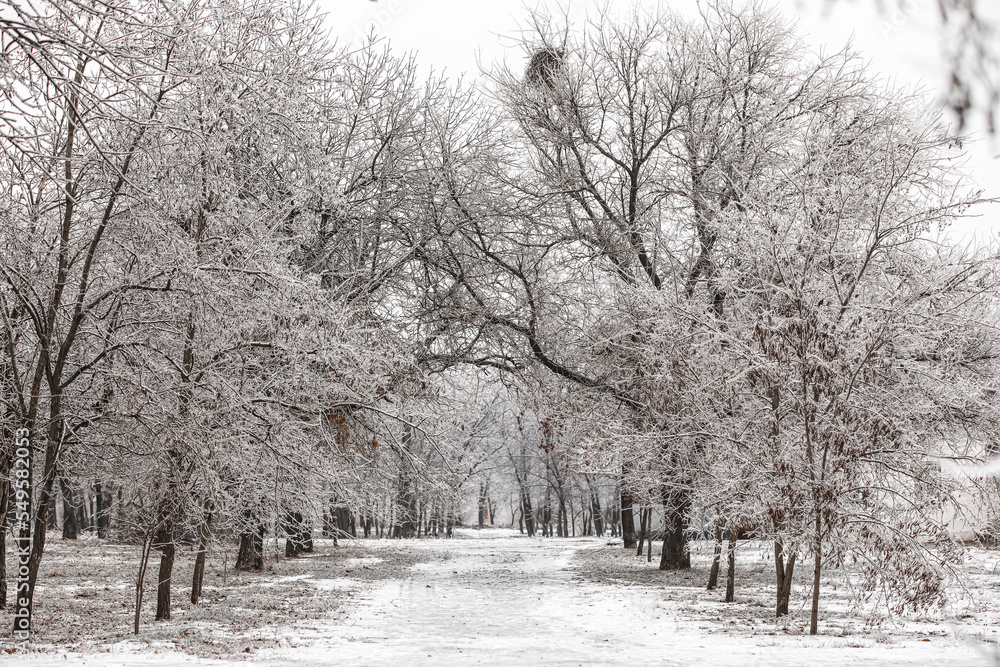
236,523,265,572
76,496,87,534
337,507,351,541
153,519,175,621
724,529,737,603
285,511,312,556
707,524,723,590
191,503,213,604
810,546,821,634
94,481,109,538
658,488,691,570
59,477,79,540
774,541,795,617
523,493,536,537
86,491,95,532
151,481,179,622
301,519,314,552
591,492,604,537
620,478,637,549
636,508,648,556
399,485,416,538
134,532,154,635
284,512,298,557
22,401,65,630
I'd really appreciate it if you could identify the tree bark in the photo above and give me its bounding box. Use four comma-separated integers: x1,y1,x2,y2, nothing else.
94,481,108,538
591,491,604,536
774,541,795,617
724,529,737,603
236,523,265,571
541,488,551,537
566,496,573,537
707,524,722,590
337,507,351,541
478,483,486,529
134,532,154,635
658,488,691,570
153,519,175,621
48,497,58,531
23,398,65,625
302,521,314,551
85,491,94,532
636,508,648,556
330,508,339,546
284,511,310,557
60,477,79,540
810,546,821,634
191,503,213,604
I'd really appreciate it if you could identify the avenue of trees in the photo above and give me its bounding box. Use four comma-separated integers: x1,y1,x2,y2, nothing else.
2,0,999,638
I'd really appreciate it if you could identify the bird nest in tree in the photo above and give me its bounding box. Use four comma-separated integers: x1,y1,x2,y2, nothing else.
525,47,565,88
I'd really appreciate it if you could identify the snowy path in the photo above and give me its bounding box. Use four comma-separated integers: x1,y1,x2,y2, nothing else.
278,529,991,667
297,531,637,665
10,529,997,666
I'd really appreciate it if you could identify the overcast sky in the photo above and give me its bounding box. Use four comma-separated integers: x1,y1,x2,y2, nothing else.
320,0,998,243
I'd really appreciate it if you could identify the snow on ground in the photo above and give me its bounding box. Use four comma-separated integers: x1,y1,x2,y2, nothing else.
4,528,1000,665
